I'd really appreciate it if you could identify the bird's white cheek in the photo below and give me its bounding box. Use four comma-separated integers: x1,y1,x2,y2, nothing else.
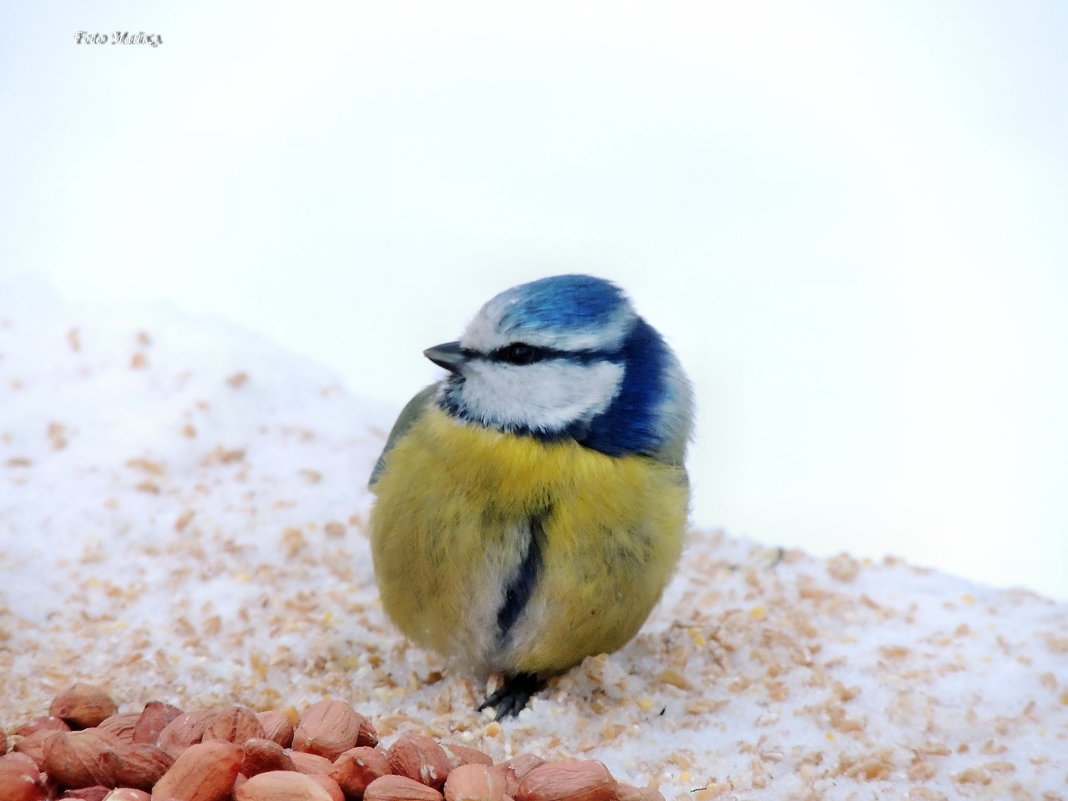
460,361,624,432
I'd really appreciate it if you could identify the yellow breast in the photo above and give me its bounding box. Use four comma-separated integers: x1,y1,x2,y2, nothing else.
370,406,688,675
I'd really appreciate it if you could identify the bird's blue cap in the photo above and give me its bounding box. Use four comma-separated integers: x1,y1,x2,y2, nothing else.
496,274,627,334
461,274,636,354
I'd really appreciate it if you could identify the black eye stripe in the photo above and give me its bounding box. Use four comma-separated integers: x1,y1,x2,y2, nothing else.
490,342,550,365
464,344,614,366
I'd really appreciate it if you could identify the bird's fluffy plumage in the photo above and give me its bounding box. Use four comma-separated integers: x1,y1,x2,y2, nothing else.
369,274,693,716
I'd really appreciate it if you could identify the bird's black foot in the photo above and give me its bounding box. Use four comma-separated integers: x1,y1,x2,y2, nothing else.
478,672,545,718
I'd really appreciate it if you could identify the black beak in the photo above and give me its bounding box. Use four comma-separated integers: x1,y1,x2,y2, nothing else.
423,341,466,374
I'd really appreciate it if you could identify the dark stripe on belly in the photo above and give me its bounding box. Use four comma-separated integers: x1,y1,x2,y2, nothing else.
496,507,549,640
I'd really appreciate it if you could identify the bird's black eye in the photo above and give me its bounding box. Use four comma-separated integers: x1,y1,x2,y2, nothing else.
492,342,546,365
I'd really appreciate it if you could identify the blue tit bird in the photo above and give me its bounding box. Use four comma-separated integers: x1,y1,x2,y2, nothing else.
368,274,694,717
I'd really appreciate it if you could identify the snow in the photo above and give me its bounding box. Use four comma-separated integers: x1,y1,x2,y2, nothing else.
2,276,1066,799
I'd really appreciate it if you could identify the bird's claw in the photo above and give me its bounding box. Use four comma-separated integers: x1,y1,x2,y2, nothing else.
478,672,545,718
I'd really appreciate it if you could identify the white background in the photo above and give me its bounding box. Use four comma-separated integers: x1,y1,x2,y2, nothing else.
2,2,1065,599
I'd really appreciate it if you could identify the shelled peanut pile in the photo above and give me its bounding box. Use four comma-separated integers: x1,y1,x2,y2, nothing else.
1,683,645,801
2,282,1067,800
